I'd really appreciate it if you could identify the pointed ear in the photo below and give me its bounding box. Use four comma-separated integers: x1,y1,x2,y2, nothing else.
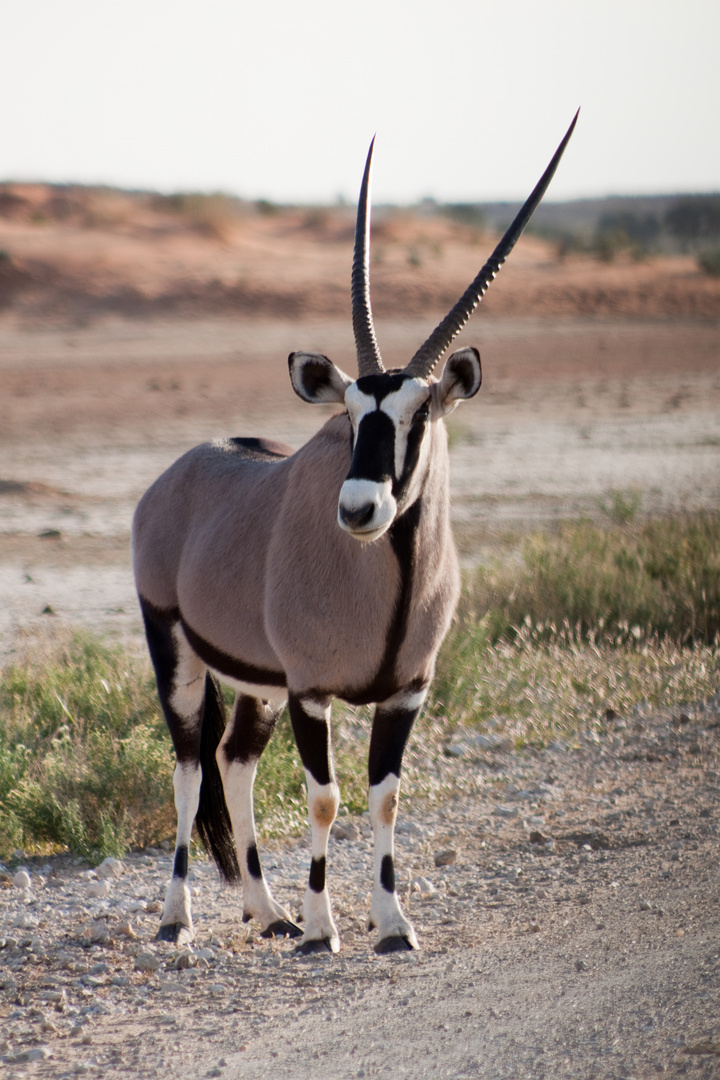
288,352,354,404
436,347,482,415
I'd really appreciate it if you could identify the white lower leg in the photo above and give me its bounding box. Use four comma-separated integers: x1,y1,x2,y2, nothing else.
303,771,340,951
217,754,295,930
368,772,417,948
160,762,202,940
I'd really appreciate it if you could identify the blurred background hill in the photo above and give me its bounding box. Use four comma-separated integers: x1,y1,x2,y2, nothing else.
1,183,719,322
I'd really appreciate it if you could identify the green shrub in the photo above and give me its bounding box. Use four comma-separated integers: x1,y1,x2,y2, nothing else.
460,511,720,646
429,616,720,745
698,249,720,277
0,634,174,861
0,633,368,860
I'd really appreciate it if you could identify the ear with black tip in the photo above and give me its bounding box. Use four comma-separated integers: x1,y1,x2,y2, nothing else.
288,352,354,404
436,347,482,415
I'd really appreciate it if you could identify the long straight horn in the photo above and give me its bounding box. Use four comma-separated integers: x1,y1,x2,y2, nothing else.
352,136,385,376
405,110,580,379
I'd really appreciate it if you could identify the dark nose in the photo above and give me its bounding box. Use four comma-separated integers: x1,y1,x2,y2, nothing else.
339,502,375,530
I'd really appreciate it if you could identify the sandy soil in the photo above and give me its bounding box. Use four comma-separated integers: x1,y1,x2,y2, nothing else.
0,313,718,659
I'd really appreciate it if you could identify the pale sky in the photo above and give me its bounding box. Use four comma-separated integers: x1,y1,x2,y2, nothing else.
2,0,719,204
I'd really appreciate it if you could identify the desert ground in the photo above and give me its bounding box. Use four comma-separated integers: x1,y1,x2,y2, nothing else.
0,191,719,1077
1,311,718,660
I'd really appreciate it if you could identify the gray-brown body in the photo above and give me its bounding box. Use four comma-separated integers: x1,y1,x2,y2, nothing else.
133,412,459,703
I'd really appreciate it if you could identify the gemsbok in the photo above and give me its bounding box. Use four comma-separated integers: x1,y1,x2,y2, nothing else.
133,113,578,954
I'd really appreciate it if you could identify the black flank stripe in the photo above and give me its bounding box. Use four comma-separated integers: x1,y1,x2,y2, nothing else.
180,617,286,687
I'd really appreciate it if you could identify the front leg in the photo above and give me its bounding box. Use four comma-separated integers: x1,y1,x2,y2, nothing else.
289,693,341,954
368,684,427,953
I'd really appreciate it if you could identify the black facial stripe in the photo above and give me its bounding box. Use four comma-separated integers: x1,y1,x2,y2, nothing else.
392,415,427,505
380,854,395,893
347,409,395,483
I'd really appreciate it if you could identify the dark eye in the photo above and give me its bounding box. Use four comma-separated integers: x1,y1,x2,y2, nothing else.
413,401,430,424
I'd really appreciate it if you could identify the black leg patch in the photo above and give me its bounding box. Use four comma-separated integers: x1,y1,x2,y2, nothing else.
309,856,326,894
368,707,418,788
380,854,395,893
246,844,263,881
222,695,278,764
288,696,331,786
173,844,188,879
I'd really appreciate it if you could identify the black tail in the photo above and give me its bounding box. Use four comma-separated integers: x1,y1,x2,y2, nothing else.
195,673,241,884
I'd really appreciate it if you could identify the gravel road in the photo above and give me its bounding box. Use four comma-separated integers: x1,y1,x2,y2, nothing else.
1,697,719,1079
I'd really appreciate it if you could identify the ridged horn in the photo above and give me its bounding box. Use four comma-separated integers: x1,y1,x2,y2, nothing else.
405,110,580,379
352,136,385,376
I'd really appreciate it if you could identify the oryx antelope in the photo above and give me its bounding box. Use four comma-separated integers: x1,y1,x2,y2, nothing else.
133,113,578,954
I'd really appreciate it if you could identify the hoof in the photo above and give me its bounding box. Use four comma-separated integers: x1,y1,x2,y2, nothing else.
374,934,415,955
156,922,192,945
261,919,303,940
295,937,335,956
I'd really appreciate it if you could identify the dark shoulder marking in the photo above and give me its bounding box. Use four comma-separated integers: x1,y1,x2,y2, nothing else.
226,437,294,461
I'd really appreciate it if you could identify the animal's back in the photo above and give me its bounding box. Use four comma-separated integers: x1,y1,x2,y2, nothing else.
133,436,294,673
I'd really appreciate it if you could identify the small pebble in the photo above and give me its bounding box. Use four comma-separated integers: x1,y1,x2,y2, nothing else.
89,921,111,944
86,881,110,899
17,1046,53,1062
412,876,438,899
175,949,198,970
95,857,123,880
434,848,457,868
13,870,31,890
134,952,162,972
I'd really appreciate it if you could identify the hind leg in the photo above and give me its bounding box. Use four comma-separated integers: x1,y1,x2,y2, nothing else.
217,694,302,939
140,600,207,944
